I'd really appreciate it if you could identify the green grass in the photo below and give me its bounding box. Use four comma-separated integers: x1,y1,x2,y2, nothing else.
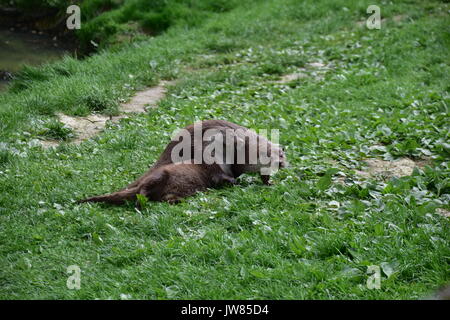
1,0,252,50
0,0,449,299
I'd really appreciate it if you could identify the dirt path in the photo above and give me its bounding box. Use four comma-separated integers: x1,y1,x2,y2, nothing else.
41,59,329,148
41,80,174,147
275,61,332,84
355,158,430,179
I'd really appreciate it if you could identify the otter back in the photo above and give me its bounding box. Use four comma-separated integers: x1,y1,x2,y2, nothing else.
123,120,286,190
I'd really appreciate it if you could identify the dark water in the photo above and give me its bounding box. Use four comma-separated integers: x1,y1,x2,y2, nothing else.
0,78,7,91
0,28,71,92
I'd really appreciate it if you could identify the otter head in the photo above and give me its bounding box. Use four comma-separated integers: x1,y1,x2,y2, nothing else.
260,142,287,175
279,147,288,169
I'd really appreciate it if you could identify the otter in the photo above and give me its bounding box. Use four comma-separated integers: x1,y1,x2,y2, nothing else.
122,120,286,190
79,163,236,205
79,120,286,206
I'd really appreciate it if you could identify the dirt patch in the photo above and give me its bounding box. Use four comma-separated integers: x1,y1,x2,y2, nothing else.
436,208,450,218
39,140,60,148
357,15,407,27
392,15,406,23
276,61,331,84
56,113,125,144
356,158,429,179
307,62,329,69
276,72,308,83
40,80,174,147
121,80,174,113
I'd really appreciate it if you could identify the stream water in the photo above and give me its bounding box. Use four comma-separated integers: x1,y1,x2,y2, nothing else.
0,28,72,92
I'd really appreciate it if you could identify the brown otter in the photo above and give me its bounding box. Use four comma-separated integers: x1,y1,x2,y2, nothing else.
122,120,286,190
79,120,286,206
79,163,236,205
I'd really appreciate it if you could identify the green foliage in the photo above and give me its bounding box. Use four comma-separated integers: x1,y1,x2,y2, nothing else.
0,149,10,166
39,120,74,140
136,194,148,208
81,87,117,113
76,0,247,49
10,66,51,92
0,0,449,300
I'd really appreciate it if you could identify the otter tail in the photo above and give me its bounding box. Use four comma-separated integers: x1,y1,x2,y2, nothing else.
78,187,139,205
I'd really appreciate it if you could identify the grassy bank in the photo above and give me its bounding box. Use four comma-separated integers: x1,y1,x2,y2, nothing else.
0,0,449,299
1,0,251,50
